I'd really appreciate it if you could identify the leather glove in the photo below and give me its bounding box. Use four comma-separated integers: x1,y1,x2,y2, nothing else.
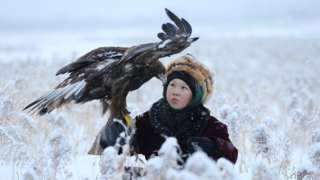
186,136,222,160
100,121,126,149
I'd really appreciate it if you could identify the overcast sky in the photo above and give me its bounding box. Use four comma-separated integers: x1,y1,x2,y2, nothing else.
1,0,319,30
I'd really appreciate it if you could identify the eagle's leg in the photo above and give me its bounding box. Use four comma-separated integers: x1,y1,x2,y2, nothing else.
110,94,125,119
110,80,132,126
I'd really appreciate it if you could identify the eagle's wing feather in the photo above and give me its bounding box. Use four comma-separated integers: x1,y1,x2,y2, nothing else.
165,9,185,33
56,47,127,88
157,32,169,41
117,43,158,64
181,18,192,35
56,47,127,75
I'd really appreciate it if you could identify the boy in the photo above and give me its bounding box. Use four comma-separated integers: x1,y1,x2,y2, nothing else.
90,54,238,164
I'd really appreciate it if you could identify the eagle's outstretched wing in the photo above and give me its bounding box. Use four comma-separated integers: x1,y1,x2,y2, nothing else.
24,9,198,120
23,47,127,115
118,8,198,65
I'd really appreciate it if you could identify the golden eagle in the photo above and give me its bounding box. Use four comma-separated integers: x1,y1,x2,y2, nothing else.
24,9,198,123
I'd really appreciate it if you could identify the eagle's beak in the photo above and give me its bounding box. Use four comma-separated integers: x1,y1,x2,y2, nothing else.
190,37,199,42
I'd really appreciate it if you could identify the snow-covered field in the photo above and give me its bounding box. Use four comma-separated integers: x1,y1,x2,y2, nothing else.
1,17,320,179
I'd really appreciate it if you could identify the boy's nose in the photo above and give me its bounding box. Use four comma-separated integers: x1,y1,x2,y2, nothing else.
172,91,180,97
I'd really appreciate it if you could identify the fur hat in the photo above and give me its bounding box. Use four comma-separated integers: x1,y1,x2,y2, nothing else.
166,54,214,103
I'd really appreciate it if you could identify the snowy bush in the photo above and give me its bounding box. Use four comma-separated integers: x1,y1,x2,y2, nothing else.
100,146,125,180
308,143,320,170
251,159,279,180
251,126,271,159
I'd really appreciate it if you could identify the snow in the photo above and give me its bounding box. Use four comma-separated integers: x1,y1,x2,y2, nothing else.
1,2,320,179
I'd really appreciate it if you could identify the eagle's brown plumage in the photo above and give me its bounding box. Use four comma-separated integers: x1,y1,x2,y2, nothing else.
24,8,199,121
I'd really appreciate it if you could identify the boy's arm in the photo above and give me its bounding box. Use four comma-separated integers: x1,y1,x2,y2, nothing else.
204,118,238,163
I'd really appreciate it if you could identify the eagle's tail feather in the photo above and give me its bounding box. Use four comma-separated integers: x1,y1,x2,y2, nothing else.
24,80,86,115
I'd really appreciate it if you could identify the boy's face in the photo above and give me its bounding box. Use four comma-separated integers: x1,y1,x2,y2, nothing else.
166,78,193,110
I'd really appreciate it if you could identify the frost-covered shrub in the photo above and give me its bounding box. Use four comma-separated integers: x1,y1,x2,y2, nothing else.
145,137,181,180
308,143,320,170
0,99,14,118
20,166,39,180
165,168,198,180
262,116,278,130
46,128,73,179
183,152,243,180
294,165,316,180
251,126,271,158
310,130,320,144
251,160,279,180
218,104,241,141
289,108,307,128
157,137,182,168
100,146,125,180
216,158,243,180
184,151,220,179
142,138,242,180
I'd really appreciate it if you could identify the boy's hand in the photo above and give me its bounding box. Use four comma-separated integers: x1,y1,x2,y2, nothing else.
186,136,222,160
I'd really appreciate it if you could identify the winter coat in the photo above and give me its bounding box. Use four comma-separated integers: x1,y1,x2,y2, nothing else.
132,99,238,163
